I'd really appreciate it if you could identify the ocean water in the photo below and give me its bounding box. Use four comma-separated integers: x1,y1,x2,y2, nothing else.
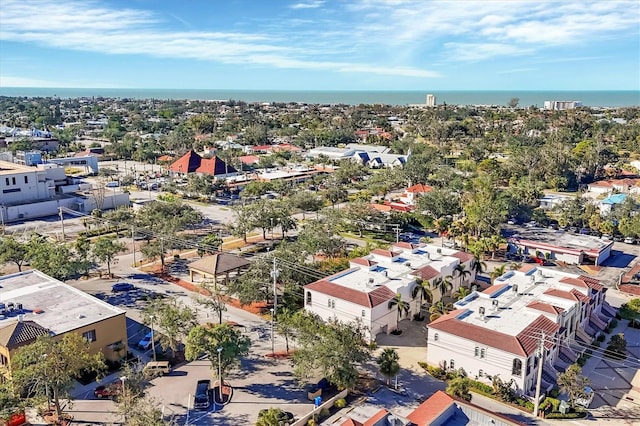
0,87,638,107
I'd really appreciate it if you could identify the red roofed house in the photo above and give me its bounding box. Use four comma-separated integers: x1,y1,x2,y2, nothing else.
426,265,612,396
304,243,475,341
168,150,237,178
399,183,433,206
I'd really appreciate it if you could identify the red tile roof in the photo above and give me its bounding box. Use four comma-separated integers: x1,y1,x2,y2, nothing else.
482,284,509,296
526,301,565,315
578,275,604,292
350,258,378,267
412,265,440,281
428,309,529,356
304,280,395,307
407,390,453,425
364,409,388,425
393,242,422,250
570,289,590,303
559,277,588,289
371,249,400,258
517,315,560,353
239,155,260,165
406,184,433,194
543,288,581,301
518,264,537,273
168,150,237,175
451,251,473,263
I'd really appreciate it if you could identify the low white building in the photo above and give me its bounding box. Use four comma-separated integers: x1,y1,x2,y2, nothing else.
0,160,128,223
304,243,475,340
426,266,613,396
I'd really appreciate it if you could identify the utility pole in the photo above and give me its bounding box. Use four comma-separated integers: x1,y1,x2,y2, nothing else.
160,237,165,272
131,225,136,266
58,207,65,241
395,226,400,243
271,258,279,318
533,332,546,417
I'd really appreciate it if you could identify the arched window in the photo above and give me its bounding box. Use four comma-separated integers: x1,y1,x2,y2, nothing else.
512,358,523,377
474,347,480,357
480,348,486,359
450,359,455,369
306,292,312,305
434,333,439,341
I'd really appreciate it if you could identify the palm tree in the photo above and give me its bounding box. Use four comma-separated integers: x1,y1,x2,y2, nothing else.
388,293,410,330
432,275,454,300
454,264,471,290
411,278,433,317
446,377,472,401
490,264,507,284
377,348,400,386
471,257,486,276
429,301,454,322
453,286,471,301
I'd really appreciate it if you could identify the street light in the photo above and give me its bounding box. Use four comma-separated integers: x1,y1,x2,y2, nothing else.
217,347,223,405
120,376,128,422
270,308,275,356
149,315,157,362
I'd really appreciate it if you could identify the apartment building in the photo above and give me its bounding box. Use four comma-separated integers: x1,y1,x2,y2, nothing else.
304,243,475,340
426,265,614,395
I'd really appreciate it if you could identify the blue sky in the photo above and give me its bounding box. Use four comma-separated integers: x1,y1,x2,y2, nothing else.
0,0,638,90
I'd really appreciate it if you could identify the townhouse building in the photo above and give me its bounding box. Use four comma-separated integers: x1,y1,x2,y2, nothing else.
304,243,475,341
426,265,614,396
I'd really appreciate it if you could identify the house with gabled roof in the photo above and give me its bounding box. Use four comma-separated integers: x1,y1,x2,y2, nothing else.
303,243,475,341
168,150,237,178
426,266,612,396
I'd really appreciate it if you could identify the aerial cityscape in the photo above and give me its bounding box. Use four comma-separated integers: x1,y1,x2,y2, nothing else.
0,1,639,426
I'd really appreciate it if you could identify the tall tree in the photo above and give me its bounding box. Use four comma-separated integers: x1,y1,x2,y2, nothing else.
92,235,126,277
291,312,370,390
411,278,433,315
0,237,28,272
429,301,453,321
490,265,507,284
388,293,411,329
142,298,197,357
556,364,591,407
377,348,400,386
185,323,251,386
11,334,105,419
454,264,471,289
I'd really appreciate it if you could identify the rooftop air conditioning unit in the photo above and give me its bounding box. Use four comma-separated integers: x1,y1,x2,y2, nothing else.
437,248,442,254
492,299,499,310
512,284,518,293
479,306,486,319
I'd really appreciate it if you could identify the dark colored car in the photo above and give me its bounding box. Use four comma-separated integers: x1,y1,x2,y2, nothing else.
112,282,135,292
194,380,211,410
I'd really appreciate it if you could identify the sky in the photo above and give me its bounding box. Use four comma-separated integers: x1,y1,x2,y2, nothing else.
0,0,639,91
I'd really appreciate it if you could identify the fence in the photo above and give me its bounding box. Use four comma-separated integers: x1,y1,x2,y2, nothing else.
290,389,349,426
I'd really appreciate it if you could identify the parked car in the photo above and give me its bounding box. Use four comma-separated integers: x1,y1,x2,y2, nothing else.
601,234,612,241
112,282,135,292
624,237,636,244
137,331,156,350
143,360,171,376
94,381,122,399
613,235,624,242
194,380,211,410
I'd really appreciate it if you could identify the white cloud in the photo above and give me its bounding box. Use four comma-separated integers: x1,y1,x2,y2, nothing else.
444,43,534,62
290,1,325,9
0,0,437,79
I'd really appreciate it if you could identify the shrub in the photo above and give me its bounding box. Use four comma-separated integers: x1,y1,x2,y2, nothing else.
468,380,494,396
546,411,587,419
630,318,640,329
423,365,454,380
335,398,347,409
319,408,330,418
515,398,534,411
597,334,606,342
610,319,618,328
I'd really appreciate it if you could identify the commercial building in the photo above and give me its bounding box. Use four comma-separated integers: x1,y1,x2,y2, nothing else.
0,270,128,375
426,94,436,107
304,243,475,341
508,228,613,266
543,101,582,110
0,159,128,223
168,150,237,178
426,266,614,396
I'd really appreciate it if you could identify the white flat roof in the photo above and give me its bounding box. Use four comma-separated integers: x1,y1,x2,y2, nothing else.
510,228,611,254
0,270,125,334
453,267,588,337
329,244,462,294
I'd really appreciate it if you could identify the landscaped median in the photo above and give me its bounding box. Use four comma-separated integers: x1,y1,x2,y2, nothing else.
419,363,588,420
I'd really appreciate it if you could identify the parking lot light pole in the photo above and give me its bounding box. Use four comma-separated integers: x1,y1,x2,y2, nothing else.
217,347,223,405
150,315,157,362
270,308,275,356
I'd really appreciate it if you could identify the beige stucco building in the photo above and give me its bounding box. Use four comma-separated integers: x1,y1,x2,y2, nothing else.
0,270,127,376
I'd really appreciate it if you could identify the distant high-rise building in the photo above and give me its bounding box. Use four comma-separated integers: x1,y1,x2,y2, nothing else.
543,100,582,110
426,94,436,107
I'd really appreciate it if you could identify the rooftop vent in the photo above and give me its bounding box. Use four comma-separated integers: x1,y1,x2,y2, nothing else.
512,284,518,293
437,248,442,254
33,309,44,314
478,306,486,319
492,299,499,310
